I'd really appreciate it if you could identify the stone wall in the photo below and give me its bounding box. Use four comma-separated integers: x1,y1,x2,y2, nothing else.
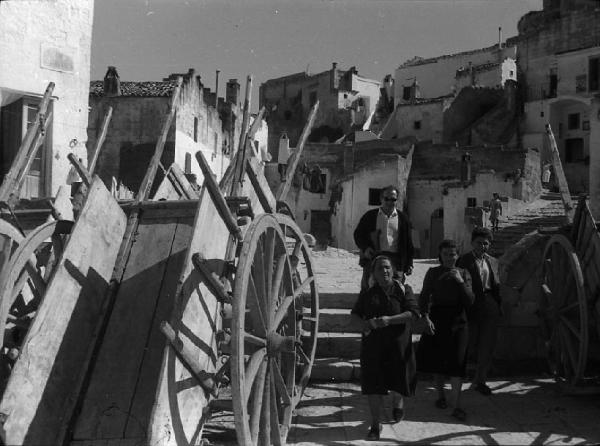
0,0,94,196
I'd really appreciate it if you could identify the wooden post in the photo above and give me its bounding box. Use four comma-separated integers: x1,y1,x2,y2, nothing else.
0,82,54,203
89,106,113,176
546,123,575,223
15,111,53,194
220,106,266,194
135,77,183,204
276,100,319,202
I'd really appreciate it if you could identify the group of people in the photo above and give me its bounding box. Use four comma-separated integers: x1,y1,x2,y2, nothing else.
351,185,502,440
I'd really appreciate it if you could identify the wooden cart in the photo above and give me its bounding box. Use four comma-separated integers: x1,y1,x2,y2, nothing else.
0,77,320,445
540,196,600,389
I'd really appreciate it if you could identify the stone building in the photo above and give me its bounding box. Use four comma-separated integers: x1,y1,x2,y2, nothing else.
517,0,600,197
88,68,247,196
0,0,95,198
266,138,541,255
378,40,518,144
259,64,381,161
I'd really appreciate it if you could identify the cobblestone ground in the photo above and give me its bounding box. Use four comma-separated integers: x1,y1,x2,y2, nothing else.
203,248,600,445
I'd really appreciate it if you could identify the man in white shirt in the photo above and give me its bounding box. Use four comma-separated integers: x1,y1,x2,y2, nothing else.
353,185,414,290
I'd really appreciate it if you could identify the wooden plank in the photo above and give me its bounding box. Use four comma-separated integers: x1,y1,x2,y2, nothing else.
152,163,199,201
89,106,113,176
276,101,319,202
545,123,574,223
136,77,183,203
148,185,232,445
0,178,126,446
231,76,253,196
124,217,194,438
0,82,54,202
71,218,180,439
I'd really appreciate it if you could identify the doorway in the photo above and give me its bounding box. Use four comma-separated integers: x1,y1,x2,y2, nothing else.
310,210,331,247
429,208,444,258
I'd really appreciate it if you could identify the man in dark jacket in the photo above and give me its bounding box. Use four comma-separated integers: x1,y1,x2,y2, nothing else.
457,226,501,395
353,185,414,290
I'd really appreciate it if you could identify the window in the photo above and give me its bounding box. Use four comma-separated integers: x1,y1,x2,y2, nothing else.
402,86,411,101
589,56,600,91
576,75,587,93
284,110,292,120
565,138,584,162
414,120,421,130
193,117,199,142
467,197,477,207
368,188,382,205
568,113,580,130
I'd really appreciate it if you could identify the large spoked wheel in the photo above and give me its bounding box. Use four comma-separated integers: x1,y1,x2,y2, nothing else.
275,213,319,402
0,219,24,273
0,220,72,393
231,214,316,446
540,234,588,386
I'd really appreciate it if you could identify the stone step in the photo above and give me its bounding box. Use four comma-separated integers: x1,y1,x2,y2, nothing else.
319,308,355,333
315,292,358,310
316,332,360,359
310,357,361,382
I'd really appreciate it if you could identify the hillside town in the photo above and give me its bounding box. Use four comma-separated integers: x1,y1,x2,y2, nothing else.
1,0,600,445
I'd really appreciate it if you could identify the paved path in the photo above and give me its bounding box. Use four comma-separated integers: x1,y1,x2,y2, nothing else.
288,379,600,445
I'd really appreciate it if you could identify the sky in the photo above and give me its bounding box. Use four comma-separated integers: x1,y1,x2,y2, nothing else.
91,0,543,110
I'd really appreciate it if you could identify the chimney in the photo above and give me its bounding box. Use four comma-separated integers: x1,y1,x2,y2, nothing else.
331,62,339,91
226,79,240,106
103,66,121,97
215,70,220,108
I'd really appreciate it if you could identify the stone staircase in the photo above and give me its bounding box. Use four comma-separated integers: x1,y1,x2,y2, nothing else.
490,190,568,258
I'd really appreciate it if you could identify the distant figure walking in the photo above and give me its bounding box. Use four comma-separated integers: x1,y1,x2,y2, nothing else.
351,255,418,440
489,193,502,232
457,227,501,396
353,185,414,290
417,239,474,422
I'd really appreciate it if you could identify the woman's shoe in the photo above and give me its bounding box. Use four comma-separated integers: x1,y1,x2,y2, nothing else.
451,407,467,422
435,397,448,409
392,407,405,422
366,423,382,441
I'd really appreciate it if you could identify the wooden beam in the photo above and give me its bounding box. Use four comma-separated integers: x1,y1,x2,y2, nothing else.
0,82,55,202
195,151,243,241
160,321,218,397
67,153,92,188
220,105,266,194
88,106,113,176
135,77,183,204
15,111,53,195
276,100,319,202
191,253,231,304
545,123,575,223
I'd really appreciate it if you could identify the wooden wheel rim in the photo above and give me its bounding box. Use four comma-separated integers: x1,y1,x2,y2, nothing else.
274,213,318,404
231,213,299,446
541,234,588,385
0,221,69,357
0,219,24,280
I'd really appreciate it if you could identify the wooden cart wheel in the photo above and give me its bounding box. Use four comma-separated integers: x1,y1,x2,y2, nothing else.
274,213,318,403
540,234,588,386
0,219,24,273
231,214,316,446
0,220,72,391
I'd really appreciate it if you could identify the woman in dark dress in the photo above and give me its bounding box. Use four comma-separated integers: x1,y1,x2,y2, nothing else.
417,239,474,422
351,255,419,440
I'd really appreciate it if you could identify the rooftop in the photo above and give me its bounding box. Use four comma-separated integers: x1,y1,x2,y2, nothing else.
90,80,179,97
